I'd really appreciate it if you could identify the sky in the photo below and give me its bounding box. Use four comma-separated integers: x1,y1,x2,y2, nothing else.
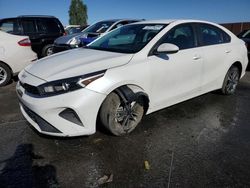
0,0,250,26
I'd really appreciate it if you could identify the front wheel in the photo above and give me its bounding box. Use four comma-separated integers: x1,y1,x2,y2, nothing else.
221,66,240,95
100,92,144,136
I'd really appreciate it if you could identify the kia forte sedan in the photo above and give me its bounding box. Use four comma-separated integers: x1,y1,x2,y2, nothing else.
16,20,248,137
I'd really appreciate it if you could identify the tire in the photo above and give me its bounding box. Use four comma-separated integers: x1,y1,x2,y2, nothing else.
42,44,53,57
221,66,240,95
0,62,11,87
100,92,145,136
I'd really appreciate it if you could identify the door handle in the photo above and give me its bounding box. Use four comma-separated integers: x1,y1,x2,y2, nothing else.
193,55,201,60
225,50,231,53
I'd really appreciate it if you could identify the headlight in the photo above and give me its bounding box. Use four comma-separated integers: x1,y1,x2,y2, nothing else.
37,70,106,97
68,37,81,47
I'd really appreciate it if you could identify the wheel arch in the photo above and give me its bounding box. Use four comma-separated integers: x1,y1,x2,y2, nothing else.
0,60,13,76
231,61,243,78
98,84,150,116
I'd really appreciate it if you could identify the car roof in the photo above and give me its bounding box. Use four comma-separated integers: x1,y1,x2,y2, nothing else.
97,18,144,23
0,15,56,20
18,15,56,18
133,19,219,25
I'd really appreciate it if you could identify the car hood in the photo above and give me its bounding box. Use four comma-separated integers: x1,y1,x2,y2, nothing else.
55,33,84,44
25,48,133,82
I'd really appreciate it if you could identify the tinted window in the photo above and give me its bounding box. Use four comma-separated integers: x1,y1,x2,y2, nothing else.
22,19,36,34
45,19,61,33
36,20,47,33
37,19,61,34
198,24,230,46
0,19,21,34
159,24,196,50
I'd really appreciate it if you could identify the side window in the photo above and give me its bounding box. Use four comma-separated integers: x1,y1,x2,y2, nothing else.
37,19,61,34
159,24,196,50
22,19,36,34
45,19,60,34
0,19,21,34
199,24,231,46
36,19,47,33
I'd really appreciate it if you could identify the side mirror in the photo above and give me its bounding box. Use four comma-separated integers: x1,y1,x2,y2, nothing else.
155,43,179,54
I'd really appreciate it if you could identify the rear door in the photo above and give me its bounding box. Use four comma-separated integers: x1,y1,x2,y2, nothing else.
196,23,232,91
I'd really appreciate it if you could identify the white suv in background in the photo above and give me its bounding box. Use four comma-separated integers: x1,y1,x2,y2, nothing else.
16,20,248,137
0,31,37,86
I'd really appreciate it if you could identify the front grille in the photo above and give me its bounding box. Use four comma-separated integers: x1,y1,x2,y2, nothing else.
20,82,40,95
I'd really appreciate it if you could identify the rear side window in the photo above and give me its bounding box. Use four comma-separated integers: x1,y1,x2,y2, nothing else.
37,19,61,34
0,19,21,34
22,19,36,34
159,24,196,50
198,24,231,46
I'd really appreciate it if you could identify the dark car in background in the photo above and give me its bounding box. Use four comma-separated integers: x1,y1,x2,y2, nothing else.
53,19,143,53
238,29,250,69
238,29,250,56
0,15,65,58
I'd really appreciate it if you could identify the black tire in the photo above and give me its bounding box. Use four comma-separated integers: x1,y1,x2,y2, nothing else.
100,92,144,136
221,66,240,95
42,44,53,57
0,62,12,87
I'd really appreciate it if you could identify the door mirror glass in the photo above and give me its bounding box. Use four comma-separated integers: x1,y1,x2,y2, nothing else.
155,43,179,54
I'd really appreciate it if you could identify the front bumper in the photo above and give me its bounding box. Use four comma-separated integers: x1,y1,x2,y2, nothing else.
16,81,106,137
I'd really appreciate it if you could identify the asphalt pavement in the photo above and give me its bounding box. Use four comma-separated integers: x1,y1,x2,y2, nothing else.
0,72,250,188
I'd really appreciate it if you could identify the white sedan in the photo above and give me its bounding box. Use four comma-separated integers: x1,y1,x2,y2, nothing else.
0,31,37,86
16,20,248,137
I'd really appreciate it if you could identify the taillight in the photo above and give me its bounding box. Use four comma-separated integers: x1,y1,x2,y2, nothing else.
18,38,31,46
63,32,67,36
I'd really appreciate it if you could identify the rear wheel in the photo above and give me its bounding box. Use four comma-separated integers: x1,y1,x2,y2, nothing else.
0,63,11,87
221,66,240,95
100,92,144,136
42,44,53,57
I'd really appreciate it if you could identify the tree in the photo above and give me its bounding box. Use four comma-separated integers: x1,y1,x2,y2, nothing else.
69,0,88,25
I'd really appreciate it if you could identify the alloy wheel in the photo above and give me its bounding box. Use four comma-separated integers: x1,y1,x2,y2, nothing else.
226,68,239,93
0,67,7,85
115,101,140,131
46,47,53,56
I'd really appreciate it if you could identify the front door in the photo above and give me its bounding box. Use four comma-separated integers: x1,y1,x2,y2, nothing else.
147,24,203,110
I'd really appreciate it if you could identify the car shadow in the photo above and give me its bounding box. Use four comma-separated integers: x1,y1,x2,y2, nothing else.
0,144,59,188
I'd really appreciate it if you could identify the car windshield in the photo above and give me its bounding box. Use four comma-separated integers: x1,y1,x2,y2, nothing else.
82,21,116,34
86,24,166,53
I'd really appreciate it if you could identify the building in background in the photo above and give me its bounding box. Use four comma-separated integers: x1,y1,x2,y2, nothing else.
221,22,250,35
